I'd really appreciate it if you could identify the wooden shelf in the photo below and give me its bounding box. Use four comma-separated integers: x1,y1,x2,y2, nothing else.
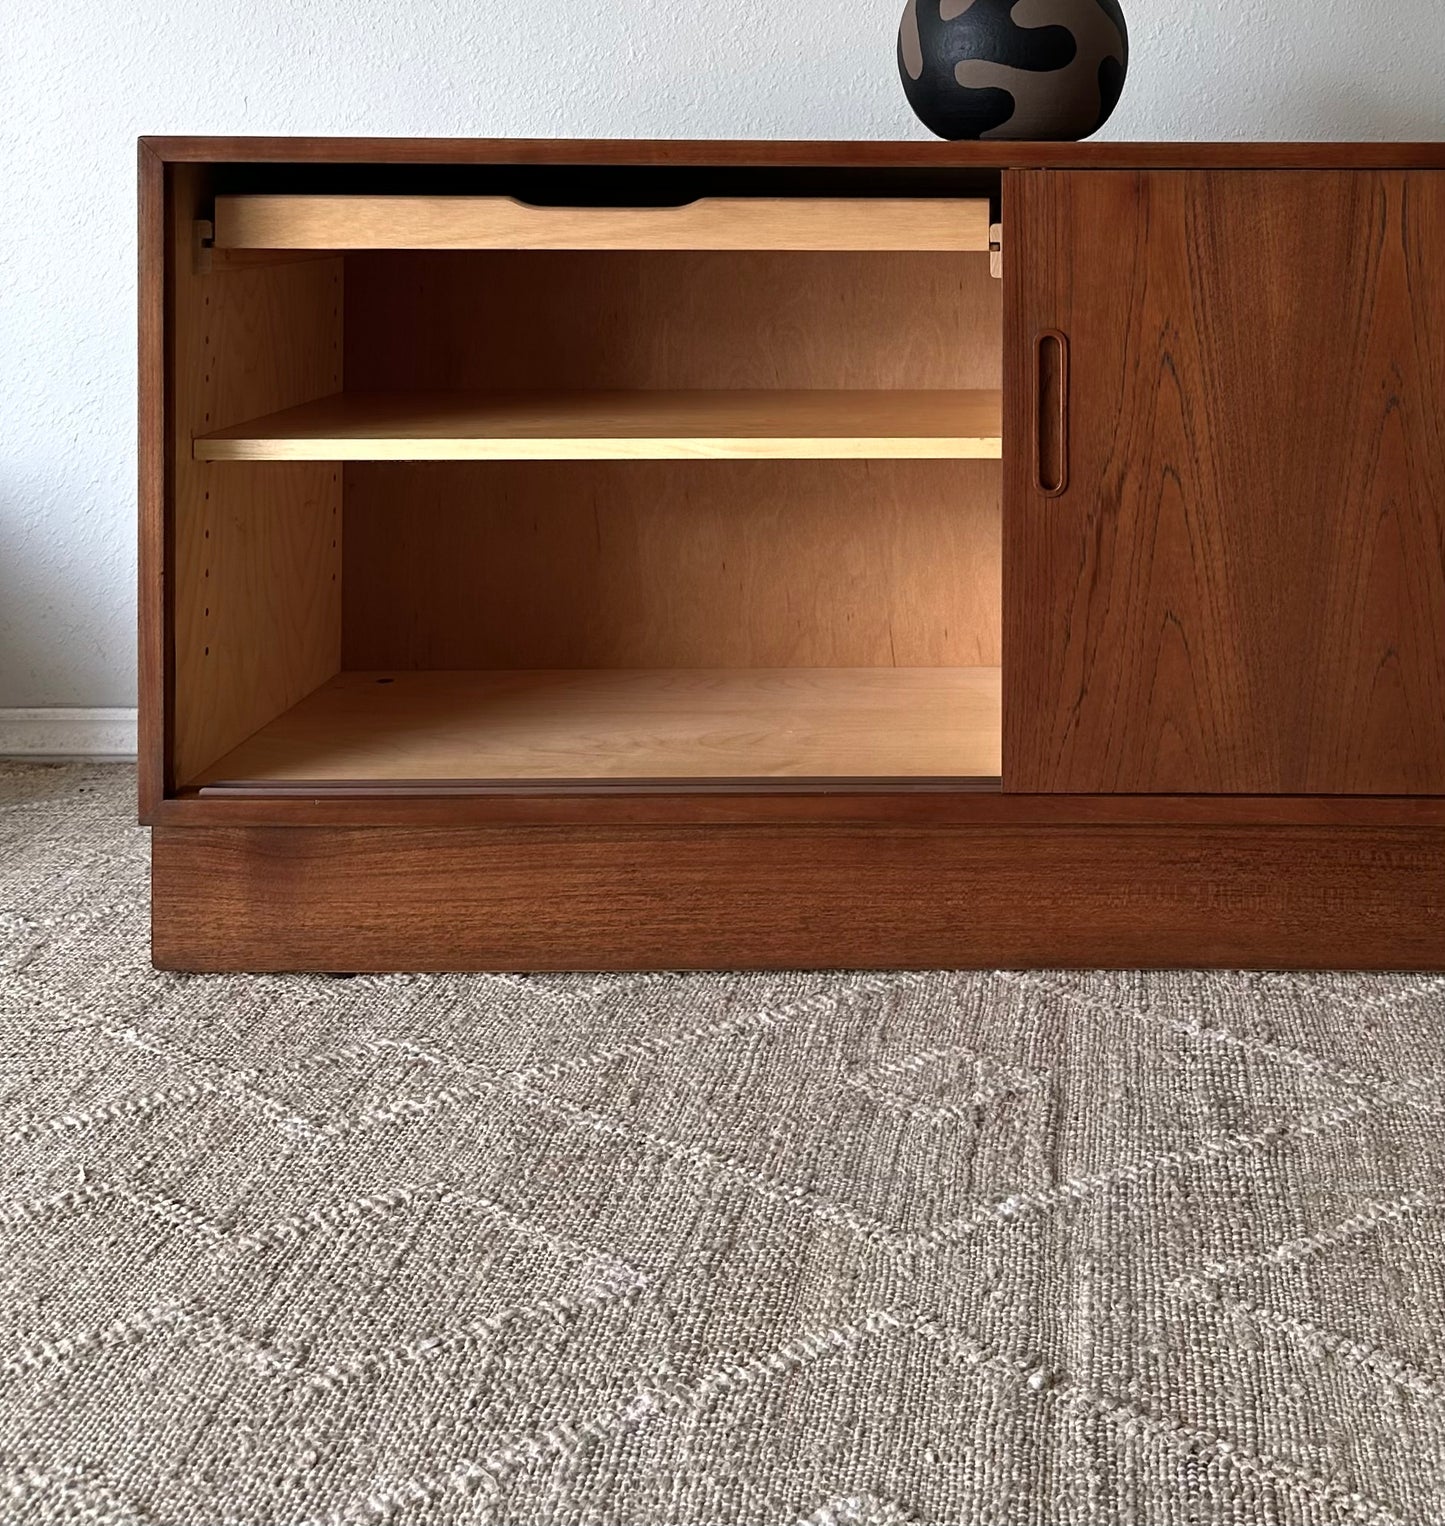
191,668,1003,789
194,390,1004,463
211,194,992,253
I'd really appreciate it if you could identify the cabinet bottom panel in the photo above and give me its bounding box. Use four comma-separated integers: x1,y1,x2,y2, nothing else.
189,667,1003,788
152,824,1445,972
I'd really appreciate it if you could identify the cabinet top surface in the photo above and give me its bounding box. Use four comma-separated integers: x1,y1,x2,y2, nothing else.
139,137,1445,170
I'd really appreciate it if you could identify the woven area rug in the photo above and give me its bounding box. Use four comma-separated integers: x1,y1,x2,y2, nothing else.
2,762,1444,1525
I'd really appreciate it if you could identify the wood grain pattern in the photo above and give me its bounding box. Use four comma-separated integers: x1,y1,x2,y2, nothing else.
141,137,1445,171
343,460,1001,670
343,250,1001,392
145,790,1445,830
1004,169,1445,795
213,194,991,251
151,822,1445,972
169,166,346,784
194,389,1004,462
186,667,1002,786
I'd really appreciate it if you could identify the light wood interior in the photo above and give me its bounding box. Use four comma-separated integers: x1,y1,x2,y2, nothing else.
191,668,1002,786
212,194,991,252
170,166,344,786
342,460,1000,670
343,250,1000,391
336,249,1002,679
194,388,1003,462
177,193,1003,791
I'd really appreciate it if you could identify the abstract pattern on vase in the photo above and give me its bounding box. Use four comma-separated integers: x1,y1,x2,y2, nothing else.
899,0,1128,141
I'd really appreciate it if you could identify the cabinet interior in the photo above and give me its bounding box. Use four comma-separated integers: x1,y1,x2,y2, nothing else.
170,166,1004,794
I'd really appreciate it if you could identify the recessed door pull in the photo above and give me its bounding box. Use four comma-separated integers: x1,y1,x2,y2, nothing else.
1035,329,1069,496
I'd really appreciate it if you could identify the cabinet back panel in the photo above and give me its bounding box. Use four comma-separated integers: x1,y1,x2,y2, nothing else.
342,460,1000,669
170,166,345,785
344,251,1000,390
342,248,1000,670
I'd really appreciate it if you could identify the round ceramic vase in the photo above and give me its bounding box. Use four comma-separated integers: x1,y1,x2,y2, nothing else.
898,0,1129,142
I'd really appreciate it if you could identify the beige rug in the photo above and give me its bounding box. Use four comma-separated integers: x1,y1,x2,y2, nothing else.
2,761,1444,1525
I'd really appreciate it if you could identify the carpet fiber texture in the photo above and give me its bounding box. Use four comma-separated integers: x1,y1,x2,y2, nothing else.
2,762,1445,1525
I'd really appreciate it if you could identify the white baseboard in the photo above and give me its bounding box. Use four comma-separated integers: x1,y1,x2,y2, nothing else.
0,707,138,760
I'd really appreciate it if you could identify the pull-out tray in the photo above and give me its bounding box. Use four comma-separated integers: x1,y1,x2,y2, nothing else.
210,194,992,252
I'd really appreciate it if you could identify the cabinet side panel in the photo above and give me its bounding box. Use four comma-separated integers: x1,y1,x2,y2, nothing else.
170,166,345,786
138,144,167,817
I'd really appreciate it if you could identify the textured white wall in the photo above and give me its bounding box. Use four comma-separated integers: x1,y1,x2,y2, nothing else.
3,0,1443,707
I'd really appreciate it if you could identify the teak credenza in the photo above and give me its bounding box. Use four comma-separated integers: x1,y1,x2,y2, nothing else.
139,138,1445,972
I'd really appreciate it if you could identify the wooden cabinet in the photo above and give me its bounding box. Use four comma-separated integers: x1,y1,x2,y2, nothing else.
139,139,1445,972
1005,169,1445,794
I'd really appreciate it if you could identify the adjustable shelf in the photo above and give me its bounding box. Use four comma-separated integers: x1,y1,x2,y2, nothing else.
193,389,1004,463
189,668,1003,792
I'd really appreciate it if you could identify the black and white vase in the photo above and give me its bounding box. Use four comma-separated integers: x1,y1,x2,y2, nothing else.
898,0,1129,142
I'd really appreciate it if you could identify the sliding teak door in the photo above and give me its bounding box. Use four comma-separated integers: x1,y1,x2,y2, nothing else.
1004,169,1445,793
